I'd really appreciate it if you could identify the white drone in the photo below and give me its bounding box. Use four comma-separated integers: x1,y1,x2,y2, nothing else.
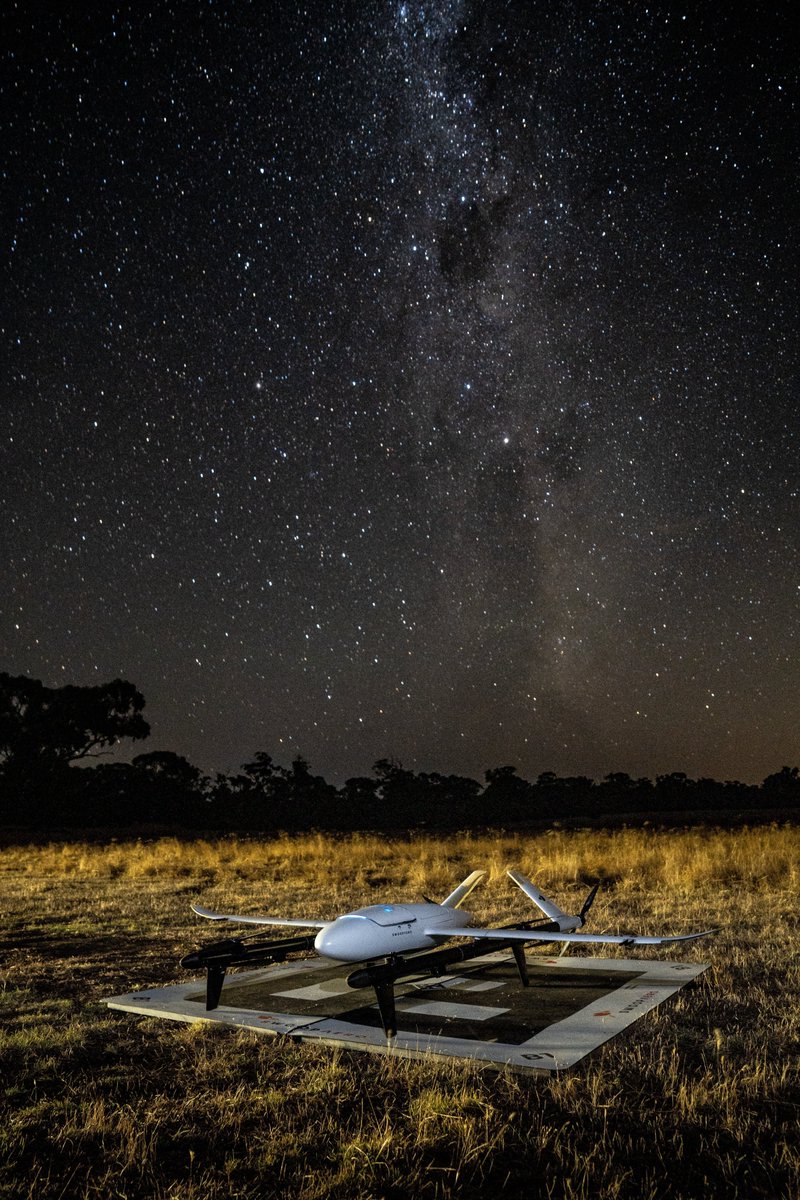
183,869,714,1036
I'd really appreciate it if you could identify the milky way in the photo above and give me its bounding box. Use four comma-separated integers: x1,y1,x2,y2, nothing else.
3,2,796,783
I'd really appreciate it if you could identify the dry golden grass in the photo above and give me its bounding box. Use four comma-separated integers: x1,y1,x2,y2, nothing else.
1,826,798,1199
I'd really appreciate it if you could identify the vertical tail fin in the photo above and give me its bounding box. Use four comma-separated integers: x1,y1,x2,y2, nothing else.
507,869,575,925
508,870,600,934
442,869,487,909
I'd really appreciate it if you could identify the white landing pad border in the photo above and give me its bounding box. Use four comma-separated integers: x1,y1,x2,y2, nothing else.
105,953,708,1074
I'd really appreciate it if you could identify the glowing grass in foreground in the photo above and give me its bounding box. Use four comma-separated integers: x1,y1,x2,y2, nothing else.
2,826,798,1199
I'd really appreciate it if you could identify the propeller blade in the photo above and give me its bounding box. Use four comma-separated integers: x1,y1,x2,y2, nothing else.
579,883,600,925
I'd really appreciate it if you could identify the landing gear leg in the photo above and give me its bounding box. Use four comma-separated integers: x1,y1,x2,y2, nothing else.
511,941,530,987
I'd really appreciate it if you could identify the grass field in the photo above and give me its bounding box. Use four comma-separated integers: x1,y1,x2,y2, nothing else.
2,826,798,1199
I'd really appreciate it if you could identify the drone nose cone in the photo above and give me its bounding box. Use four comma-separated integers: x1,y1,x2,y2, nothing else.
314,923,345,959
314,926,334,956
314,917,365,962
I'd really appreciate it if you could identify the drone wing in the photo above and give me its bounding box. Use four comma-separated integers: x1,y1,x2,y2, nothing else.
426,924,716,946
191,903,329,929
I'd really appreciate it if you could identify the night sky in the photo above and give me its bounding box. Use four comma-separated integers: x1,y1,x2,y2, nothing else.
3,2,796,785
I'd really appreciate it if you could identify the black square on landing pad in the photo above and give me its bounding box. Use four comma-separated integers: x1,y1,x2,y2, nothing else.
199,956,642,1044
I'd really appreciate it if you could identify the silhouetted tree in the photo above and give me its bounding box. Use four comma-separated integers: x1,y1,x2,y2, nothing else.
654,772,694,811
597,772,654,814
79,761,138,825
416,771,482,827
0,672,149,768
206,771,260,830
721,779,757,809
231,752,288,827
533,771,595,817
341,776,380,828
482,766,533,824
761,766,800,805
242,752,280,789
0,672,149,824
223,752,339,829
283,755,338,826
130,751,208,824
372,758,429,827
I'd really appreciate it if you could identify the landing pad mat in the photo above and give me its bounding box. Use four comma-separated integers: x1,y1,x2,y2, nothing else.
106,952,707,1073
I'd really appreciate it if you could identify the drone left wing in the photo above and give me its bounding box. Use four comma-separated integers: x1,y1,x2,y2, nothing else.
427,925,716,946
191,903,329,929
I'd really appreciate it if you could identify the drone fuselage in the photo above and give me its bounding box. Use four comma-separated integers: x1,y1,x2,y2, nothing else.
313,901,471,962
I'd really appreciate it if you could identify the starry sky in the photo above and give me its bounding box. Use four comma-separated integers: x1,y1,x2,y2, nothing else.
3,2,797,785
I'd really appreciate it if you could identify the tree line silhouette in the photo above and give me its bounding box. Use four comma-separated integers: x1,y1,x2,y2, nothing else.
1,671,798,831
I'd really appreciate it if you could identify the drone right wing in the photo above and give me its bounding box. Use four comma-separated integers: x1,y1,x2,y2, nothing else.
435,925,717,946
